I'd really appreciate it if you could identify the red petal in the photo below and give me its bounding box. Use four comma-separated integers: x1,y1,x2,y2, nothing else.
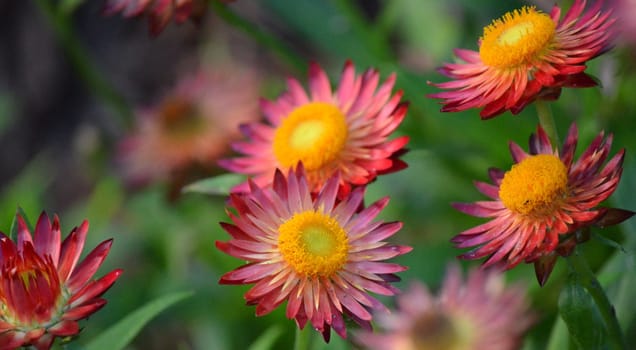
58,221,88,282
594,208,636,228
16,214,33,252
534,254,558,286
64,299,107,321
69,269,122,306
67,239,113,293
34,213,61,267
47,320,79,336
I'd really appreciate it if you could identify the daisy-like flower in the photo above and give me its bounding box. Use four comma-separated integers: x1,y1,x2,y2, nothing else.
118,66,261,189
219,61,409,196
356,265,533,350
0,212,122,350
103,0,230,36
452,123,630,285
216,166,411,341
429,0,616,119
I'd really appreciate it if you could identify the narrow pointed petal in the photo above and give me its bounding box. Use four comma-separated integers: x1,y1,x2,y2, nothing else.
67,239,114,294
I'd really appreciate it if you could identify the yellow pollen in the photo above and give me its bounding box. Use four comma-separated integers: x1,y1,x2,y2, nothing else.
18,270,37,290
277,210,349,278
499,154,569,217
273,102,348,171
479,6,556,68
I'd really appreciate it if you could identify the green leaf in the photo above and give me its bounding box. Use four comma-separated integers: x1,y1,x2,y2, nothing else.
9,207,32,242
181,174,246,196
59,0,86,14
247,325,283,350
546,317,570,350
84,291,193,350
558,272,609,350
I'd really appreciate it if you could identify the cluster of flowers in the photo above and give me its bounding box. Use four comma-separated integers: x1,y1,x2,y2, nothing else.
112,0,632,348
207,0,629,347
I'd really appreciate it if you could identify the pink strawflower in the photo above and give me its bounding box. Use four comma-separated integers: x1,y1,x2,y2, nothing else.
217,166,411,341
452,123,629,285
429,0,615,119
0,212,122,350
219,61,409,197
356,265,534,350
118,67,261,189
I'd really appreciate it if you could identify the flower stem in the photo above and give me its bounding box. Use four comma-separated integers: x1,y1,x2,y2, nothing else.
535,100,560,145
566,249,627,349
210,0,307,74
33,0,133,129
293,326,314,350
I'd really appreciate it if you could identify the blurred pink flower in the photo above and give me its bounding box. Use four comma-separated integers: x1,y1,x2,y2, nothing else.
217,166,411,341
429,0,615,119
219,61,409,197
103,0,221,36
0,212,121,350
613,0,636,47
356,265,533,350
452,124,629,285
118,66,261,189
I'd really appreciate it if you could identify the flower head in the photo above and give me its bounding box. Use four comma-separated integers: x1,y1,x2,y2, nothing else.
219,61,409,197
103,0,219,36
118,66,261,189
452,123,629,285
429,0,616,119
216,166,411,341
356,264,533,350
0,212,122,350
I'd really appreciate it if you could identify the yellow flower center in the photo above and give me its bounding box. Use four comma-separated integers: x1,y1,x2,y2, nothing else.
159,96,204,138
479,6,556,68
273,102,348,171
410,311,472,350
499,154,569,217
277,210,349,278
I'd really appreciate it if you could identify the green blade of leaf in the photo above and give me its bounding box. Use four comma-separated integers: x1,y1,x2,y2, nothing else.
181,174,246,196
558,272,608,350
84,291,193,350
546,316,569,350
247,325,283,350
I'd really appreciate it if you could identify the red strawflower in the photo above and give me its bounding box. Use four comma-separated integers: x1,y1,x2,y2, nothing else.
103,0,223,36
452,123,629,285
429,0,616,119
0,212,122,350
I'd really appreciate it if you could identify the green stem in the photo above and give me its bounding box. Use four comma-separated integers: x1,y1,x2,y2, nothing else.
535,100,560,145
33,0,133,129
566,250,627,349
293,326,314,350
210,1,307,74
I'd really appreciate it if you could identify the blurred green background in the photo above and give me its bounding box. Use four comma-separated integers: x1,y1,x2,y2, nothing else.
1,0,635,349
